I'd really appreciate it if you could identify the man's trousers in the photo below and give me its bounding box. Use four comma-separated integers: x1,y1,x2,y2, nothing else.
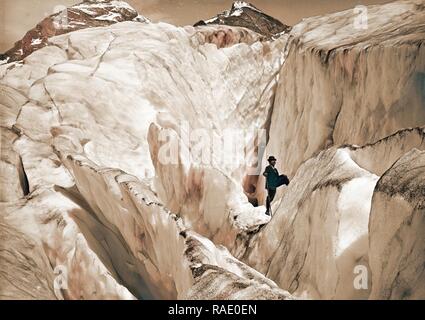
266,188,277,214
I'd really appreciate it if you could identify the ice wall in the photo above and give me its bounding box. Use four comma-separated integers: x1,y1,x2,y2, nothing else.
241,128,425,299
266,0,425,179
244,0,425,299
369,149,425,299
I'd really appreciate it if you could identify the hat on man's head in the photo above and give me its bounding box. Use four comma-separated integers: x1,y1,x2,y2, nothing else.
267,156,277,162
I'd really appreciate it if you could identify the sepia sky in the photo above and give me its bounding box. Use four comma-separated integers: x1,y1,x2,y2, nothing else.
0,0,392,52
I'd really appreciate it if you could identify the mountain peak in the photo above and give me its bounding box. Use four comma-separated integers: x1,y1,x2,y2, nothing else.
231,1,260,11
194,1,291,38
1,0,148,64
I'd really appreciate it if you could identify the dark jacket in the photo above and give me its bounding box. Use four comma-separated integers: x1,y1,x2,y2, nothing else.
263,165,289,190
263,165,280,189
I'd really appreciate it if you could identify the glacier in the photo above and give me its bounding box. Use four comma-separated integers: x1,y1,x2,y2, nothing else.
0,0,424,300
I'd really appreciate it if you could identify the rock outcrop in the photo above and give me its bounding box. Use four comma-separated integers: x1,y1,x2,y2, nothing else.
1,0,148,64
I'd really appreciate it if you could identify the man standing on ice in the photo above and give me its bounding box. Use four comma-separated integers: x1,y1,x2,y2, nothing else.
263,156,289,216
